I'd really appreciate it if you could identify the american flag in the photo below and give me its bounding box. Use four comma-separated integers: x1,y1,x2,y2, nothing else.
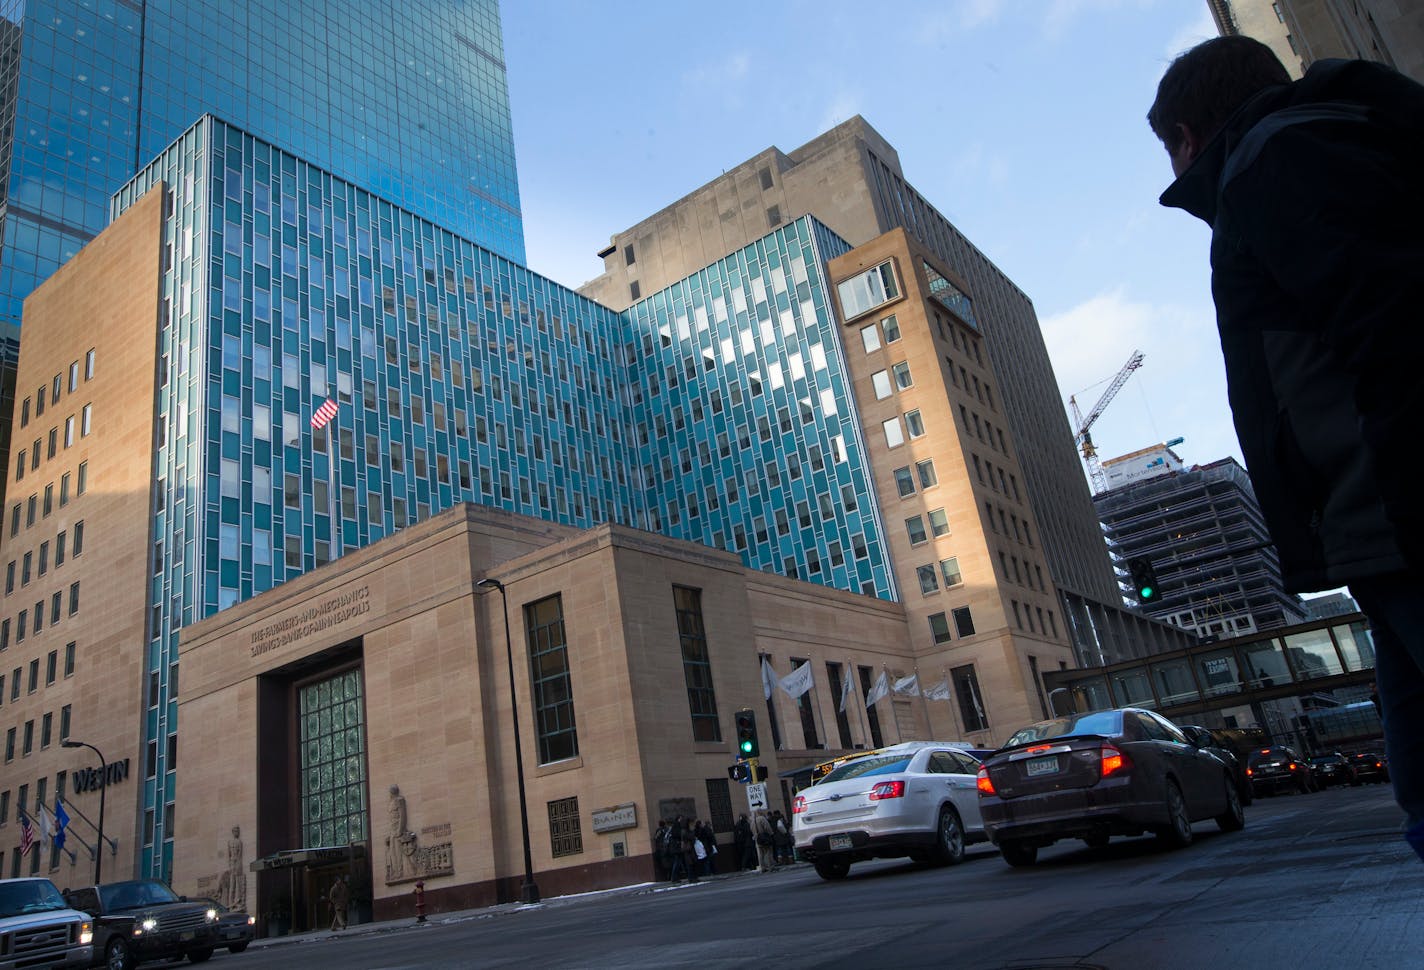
18,811,35,856
311,396,339,430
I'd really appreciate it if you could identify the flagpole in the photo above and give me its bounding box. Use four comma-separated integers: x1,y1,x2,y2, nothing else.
325,394,339,563
915,665,932,740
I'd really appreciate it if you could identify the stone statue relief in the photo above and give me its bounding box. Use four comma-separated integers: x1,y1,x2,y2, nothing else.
385,785,412,882
383,783,454,885
222,825,246,911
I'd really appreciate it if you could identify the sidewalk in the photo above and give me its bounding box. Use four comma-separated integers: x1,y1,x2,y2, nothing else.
248,863,801,951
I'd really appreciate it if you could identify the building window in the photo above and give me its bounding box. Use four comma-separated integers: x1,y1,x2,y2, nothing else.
860,324,881,354
826,663,854,748
916,459,938,489
76,461,87,495
547,796,583,858
629,281,641,301
953,606,976,638
72,521,84,556
526,595,578,764
905,515,927,545
905,410,925,438
85,349,95,380
858,666,884,748
14,449,23,482
928,508,950,537
298,669,368,848
952,665,989,732
940,557,963,588
882,417,904,448
674,587,721,743
837,261,899,319
65,642,75,677
917,564,939,595
766,204,782,227
623,244,635,265
891,361,913,389
882,313,902,343
929,612,952,644
871,370,892,400
69,583,80,616
759,166,774,190
705,778,734,834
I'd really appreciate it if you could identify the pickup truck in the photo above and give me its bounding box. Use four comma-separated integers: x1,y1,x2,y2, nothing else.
0,877,94,969
61,881,218,968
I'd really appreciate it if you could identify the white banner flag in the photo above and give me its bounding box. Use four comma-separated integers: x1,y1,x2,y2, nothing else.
779,661,814,699
893,672,920,696
923,677,952,702
761,657,778,700
838,667,855,713
864,670,890,707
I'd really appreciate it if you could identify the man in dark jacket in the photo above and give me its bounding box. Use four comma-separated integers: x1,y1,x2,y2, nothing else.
1149,36,1424,862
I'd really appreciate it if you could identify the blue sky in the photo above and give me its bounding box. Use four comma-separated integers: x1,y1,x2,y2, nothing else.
502,0,1234,478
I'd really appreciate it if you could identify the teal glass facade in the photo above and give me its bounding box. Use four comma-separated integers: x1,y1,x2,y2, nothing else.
115,117,892,877
0,0,522,332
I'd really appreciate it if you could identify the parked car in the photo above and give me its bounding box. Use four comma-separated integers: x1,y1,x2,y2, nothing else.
62,880,219,969
976,707,1244,867
1348,751,1391,784
0,877,93,970
1246,746,1315,796
1180,725,1253,806
1307,752,1360,788
793,741,988,880
195,898,254,954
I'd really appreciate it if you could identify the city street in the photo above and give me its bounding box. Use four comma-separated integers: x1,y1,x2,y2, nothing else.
223,784,1420,969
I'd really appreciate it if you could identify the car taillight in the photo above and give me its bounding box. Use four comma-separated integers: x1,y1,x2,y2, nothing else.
1100,743,1132,778
793,794,807,814
1289,763,1299,771
976,767,995,796
1246,767,1254,776
868,780,905,800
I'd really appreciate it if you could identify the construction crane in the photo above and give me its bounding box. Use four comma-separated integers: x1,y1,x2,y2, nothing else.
1069,350,1145,494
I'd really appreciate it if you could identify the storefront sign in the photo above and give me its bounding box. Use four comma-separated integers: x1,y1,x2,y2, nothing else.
591,803,637,833
72,759,130,794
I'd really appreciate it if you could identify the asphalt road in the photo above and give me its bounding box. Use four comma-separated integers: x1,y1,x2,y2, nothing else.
219,783,1421,969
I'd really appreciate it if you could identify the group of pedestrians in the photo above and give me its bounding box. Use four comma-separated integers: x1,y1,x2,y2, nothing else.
654,810,797,883
653,816,718,882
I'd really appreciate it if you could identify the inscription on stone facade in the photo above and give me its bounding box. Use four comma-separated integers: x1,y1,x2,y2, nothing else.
249,586,371,657
591,803,637,833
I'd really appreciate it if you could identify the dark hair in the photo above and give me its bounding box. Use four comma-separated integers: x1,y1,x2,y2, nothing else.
1148,36,1291,151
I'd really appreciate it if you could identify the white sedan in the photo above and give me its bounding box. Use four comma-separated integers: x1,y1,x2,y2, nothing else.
792,741,988,880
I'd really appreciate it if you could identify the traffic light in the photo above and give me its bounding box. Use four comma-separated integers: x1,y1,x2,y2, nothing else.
1127,557,1161,604
734,708,760,758
728,763,750,783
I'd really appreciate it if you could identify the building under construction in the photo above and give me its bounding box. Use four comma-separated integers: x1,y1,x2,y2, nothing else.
1093,448,1307,641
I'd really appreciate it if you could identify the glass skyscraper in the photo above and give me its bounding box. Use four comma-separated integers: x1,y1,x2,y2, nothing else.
113,115,892,876
0,0,523,334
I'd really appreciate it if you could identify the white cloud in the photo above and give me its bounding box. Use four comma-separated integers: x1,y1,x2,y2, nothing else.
680,51,751,89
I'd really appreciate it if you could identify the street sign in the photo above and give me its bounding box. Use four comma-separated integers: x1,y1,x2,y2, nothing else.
746,782,768,812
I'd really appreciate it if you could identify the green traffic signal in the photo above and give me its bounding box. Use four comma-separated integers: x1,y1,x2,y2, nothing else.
1127,557,1161,603
734,708,760,759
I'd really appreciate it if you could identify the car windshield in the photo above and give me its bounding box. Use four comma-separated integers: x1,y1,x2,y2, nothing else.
100,880,181,911
1248,748,1294,765
1005,711,1123,747
822,755,913,782
1309,756,1343,765
0,880,68,918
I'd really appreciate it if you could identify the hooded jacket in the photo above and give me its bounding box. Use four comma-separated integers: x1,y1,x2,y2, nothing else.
1159,59,1424,593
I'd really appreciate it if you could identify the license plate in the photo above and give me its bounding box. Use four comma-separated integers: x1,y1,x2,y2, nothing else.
1025,756,1059,777
828,833,853,851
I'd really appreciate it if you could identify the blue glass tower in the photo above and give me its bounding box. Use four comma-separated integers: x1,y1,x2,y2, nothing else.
113,116,893,876
0,0,523,333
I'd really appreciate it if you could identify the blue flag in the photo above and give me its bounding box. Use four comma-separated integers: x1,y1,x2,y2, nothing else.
53,797,69,851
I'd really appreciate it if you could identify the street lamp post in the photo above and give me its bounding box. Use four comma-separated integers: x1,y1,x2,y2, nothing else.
62,739,107,885
476,577,540,905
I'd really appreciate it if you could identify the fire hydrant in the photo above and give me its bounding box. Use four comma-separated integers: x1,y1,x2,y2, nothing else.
413,880,427,923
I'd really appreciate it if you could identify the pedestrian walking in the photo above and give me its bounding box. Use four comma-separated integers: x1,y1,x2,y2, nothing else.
734,814,755,871
754,811,776,873
772,811,793,865
696,820,717,876
1149,36,1424,863
326,874,349,931
665,818,687,882
652,819,670,881
680,818,700,883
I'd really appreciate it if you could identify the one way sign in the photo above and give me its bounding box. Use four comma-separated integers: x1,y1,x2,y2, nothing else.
746,782,768,812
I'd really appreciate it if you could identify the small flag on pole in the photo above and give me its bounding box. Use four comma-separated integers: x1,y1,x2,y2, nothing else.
18,811,35,856
311,396,339,430
54,797,70,852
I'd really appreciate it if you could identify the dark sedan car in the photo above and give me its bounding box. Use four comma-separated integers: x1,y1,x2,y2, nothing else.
1307,753,1359,788
1247,746,1315,796
977,708,1244,867
1181,725,1253,807
196,898,254,954
1348,751,1390,784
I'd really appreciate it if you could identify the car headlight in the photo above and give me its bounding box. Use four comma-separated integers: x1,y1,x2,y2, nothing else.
206,908,218,922
139,917,158,933
80,922,93,946
246,916,256,926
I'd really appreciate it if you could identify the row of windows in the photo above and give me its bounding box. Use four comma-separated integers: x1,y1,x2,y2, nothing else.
17,350,96,430
5,522,85,597
2,703,71,763
915,557,964,597
1,644,76,705
0,582,83,649
998,548,1047,595
972,453,1021,503
9,465,88,538
1012,599,1061,640
13,406,91,483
